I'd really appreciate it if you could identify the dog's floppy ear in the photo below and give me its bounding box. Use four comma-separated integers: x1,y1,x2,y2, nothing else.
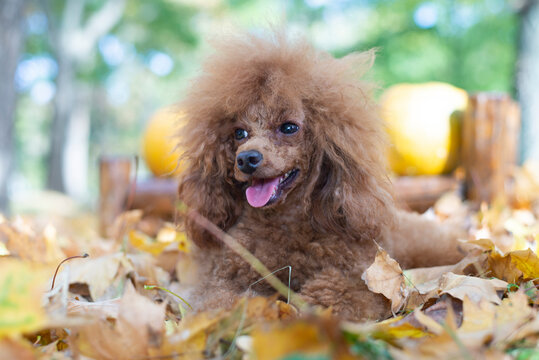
177,114,242,248
303,50,395,241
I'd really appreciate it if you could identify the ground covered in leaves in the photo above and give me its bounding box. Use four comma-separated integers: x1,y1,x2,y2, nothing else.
4,163,539,359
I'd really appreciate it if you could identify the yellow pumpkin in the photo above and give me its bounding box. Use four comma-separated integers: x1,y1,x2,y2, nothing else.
380,82,468,176
142,107,184,177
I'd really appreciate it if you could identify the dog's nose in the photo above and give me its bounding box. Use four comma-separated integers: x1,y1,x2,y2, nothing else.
237,150,263,174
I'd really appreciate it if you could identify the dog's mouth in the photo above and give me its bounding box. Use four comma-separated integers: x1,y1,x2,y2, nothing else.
245,169,299,208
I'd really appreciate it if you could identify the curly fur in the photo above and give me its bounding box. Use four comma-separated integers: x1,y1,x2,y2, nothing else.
177,31,466,321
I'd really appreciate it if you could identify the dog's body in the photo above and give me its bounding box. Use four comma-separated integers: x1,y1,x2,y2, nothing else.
178,31,465,320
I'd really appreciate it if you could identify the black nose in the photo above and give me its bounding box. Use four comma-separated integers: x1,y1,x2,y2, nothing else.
237,150,263,174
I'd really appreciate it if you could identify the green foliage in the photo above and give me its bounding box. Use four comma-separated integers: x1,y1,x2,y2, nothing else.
324,0,518,94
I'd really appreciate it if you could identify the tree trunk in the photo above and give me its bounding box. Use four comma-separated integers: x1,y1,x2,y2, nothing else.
517,0,539,162
47,54,75,192
0,0,26,213
45,0,125,195
64,83,91,200
47,55,75,192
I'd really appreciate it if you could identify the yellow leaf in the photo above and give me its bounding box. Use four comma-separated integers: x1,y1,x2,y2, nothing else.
488,252,523,284
361,245,406,312
130,227,191,255
129,230,170,256
175,231,191,253
251,321,329,360
375,316,429,339
0,259,49,337
466,238,496,251
509,249,539,279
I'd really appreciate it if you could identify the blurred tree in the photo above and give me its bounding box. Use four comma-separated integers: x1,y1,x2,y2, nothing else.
39,0,199,199
43,0,126,194
517,0,539,162
0,0,26,213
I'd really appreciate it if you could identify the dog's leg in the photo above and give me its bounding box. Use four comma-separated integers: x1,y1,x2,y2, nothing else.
300,267,391,321
386,210,468,269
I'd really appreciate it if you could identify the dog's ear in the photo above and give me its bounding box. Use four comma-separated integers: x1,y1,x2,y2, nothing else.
177,120,242,248
303,50,396,241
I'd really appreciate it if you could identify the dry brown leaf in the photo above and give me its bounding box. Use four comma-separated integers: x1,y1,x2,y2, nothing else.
55,253,132,301
403,254,486,309
362,245,406,312
0,338,37,360
439,272,507,304
454,291,536,351
488,252,523,283
67,298,121,319
72,282,165,360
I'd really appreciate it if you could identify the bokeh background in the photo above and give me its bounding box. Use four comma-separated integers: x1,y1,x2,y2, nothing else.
0,0,536,214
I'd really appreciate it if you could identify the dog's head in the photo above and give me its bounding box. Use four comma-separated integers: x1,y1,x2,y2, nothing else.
178,31,395,247
231,94,308,209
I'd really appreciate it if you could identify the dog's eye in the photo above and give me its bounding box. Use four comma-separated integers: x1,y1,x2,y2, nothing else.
279,122,299,134
234,128,248,140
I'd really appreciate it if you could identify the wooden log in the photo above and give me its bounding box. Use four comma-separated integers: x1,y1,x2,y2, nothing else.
462,93,520,204
130,178,177,219
393,175,460,212
99,156,132,237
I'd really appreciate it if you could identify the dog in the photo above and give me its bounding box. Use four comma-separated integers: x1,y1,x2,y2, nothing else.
177,31,465,320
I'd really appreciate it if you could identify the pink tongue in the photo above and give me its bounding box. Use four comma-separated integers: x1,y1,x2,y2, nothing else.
246,177,281,207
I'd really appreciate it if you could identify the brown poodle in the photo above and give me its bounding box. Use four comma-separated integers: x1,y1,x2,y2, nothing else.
177,31,466,321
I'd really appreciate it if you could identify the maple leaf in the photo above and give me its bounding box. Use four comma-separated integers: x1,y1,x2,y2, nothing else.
508,249,539,279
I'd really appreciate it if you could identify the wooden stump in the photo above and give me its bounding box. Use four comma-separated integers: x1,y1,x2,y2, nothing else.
99,156,178,236
462,93,520,204
99,156,132,237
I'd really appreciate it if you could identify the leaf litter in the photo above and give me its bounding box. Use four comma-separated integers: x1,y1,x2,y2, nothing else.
4,172,539,359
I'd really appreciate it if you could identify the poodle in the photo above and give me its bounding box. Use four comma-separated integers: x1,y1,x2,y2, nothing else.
177,31,466,321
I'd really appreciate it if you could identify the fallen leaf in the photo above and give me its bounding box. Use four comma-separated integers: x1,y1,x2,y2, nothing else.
439,272,507,305
0,337,36,360
403,254,486,309
251,321,330,360
72,282,165,360
54,253,130,301
129,230,171,256
509,249,539,279
362,245,406,312
0,259,50,337
488,252,523,283
67,298,121,319
373,316,429,339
